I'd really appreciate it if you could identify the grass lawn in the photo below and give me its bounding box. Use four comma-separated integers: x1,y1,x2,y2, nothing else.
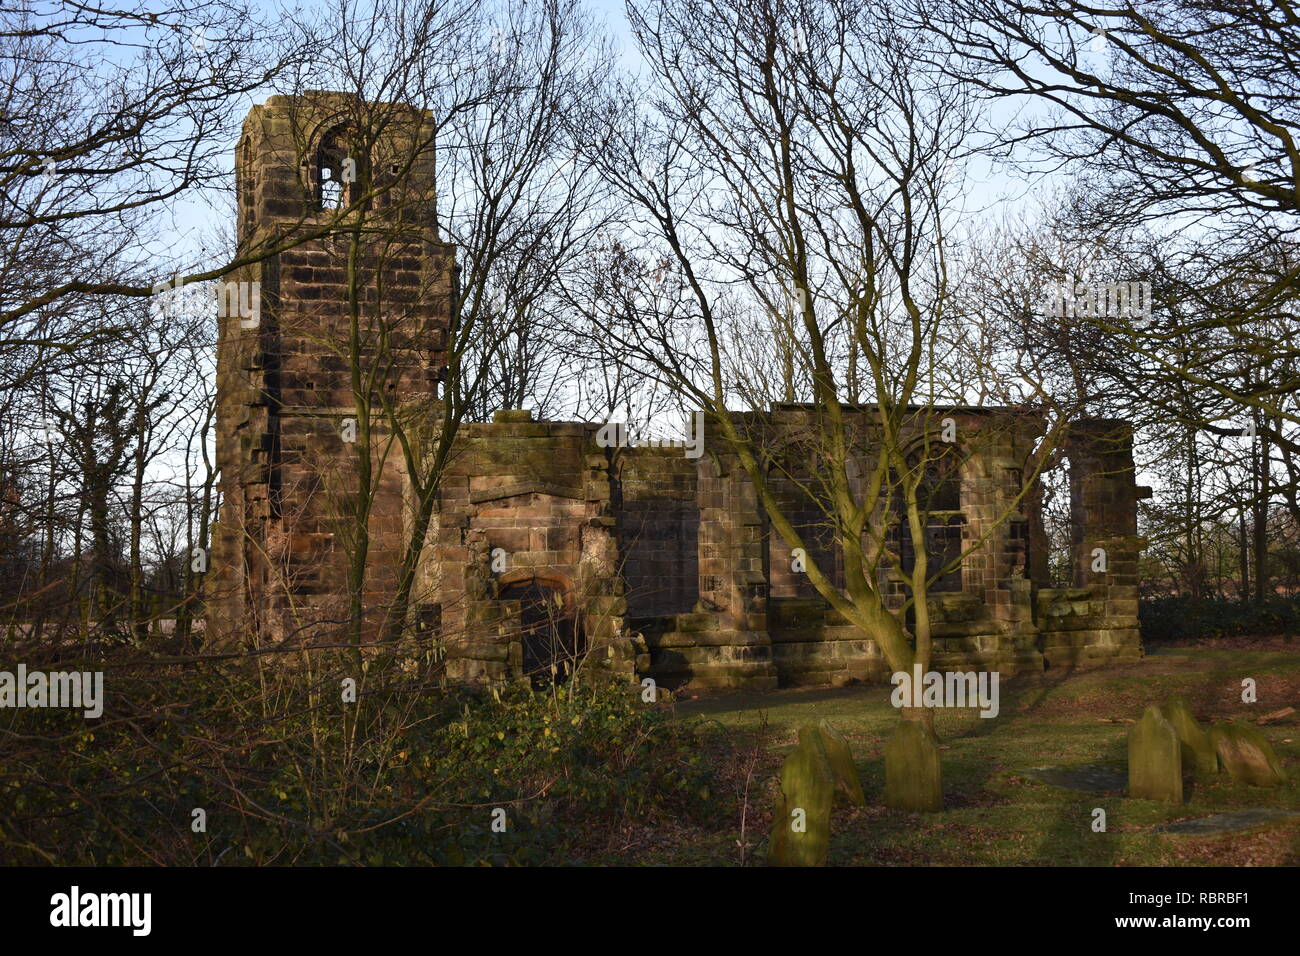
620,640,1300,865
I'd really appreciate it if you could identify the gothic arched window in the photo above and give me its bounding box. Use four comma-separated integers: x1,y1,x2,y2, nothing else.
315,124,363,211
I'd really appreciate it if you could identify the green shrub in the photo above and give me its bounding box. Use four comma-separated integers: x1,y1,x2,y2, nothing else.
1140,595,1300,643
0,649,720,866
422,682,720,864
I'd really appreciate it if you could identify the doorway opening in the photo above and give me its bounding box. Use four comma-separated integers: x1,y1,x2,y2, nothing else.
499,579,585,687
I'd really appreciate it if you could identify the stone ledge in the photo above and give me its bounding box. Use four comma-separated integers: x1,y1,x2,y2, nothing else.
469,480,584,504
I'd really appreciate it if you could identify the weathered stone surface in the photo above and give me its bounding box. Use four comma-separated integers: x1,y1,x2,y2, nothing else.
811,720,865,806
1128,705,1182,803
767,733,834,866
1159,695,1218,776
885,719,942,812
1210,721,1287,787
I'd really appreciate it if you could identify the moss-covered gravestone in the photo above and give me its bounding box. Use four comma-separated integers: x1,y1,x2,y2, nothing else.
768,730,835,866
885,719,942,812
1128,705,1182,803
813,720,866,807
1210,721,1287,787
1160,695,1218,776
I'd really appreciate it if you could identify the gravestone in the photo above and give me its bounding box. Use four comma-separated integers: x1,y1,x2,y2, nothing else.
1210,721,1287,787
1128,705,1182,803
768,731,834,866
885,719,942,812
1160,695,1218,776
1023,764,1127,792
813,720,866,807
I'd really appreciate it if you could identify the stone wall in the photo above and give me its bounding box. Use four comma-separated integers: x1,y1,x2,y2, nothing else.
759,407,1050,687
209,93,1145,692
1034,420,1144,667
419,411,642,685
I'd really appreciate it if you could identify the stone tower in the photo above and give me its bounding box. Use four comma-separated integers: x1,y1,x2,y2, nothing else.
207,92,455,648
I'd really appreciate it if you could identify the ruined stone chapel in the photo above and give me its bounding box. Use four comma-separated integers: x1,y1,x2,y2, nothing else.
208,94,1145,692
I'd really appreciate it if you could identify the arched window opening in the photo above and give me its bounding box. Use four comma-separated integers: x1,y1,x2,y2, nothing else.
315,124,363,211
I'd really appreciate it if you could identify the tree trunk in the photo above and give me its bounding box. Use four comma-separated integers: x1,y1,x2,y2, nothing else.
128,428,148,642
1253,420,1269,604
899,705,936,734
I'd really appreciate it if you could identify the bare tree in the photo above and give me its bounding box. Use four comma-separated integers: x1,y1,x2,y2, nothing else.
924,0,1300,439
568,0,1077,724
